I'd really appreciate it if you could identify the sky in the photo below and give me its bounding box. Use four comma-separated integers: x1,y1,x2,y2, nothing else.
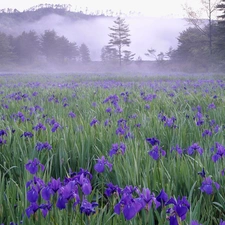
0,0,206,18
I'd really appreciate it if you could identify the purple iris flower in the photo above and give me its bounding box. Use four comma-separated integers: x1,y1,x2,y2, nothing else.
212,142,225,163
214,125,220,133
0,138,6,145
156,189,168,206
195,112,204,126
56,181,80,210
143,94,157,101
148,145,166,160
139,188,160,210
146,137,160,146
90,118,99,126
200,177,220,195
17,111,26,122
35,141,52,151
79,173,92,195
198,168,205,178
25,158,45,174
168,215,179,225
80,199,98,216
41,185,54,201
94,156,112,173
21,131,33,138
0,129,7,136
49,177,61,193
145,104,150,109
164,117,176,128
165,196,190,222
114,105,123,113
135,123,141,128
158,112,167,122
202,129,212,137
27,187,39,203
33,123,46,131
104,119,110,126
208,103,216,109
109,143,126,157
56,194,68,210
26,176,45,193
51,122,60,132
39,202,52,218
25,202,39,218
106,107,112,114
187,143,204,155
209,119,216,126
115,126,127,136
170,145,183,155
105,182,122,197
114,191,145,220
68,111,76,118
220,220,225,225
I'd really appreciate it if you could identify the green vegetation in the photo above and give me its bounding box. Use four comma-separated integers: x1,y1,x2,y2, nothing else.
0,73,225,224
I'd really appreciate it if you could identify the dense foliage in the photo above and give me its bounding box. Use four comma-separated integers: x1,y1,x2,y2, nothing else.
0,30,90,66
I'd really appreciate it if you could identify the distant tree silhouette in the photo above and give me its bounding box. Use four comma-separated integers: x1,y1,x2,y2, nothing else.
215,0,225,61
14,31,40,64
79,43,91,63
56,36,79,63
101,45,118,63
40,30,59,62
106,17,134,66
0,32,13,64
183,0,220,56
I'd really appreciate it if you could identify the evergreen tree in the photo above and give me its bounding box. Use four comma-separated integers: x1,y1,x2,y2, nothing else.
79,43,91,63
56,36,79,63
40,30,59,62
122,50,135,64
171,26,214,71
215,1,225,61
101,45,118,63
0,32,13,65
184,0,220,56
13,31,40,64
107,17,132,66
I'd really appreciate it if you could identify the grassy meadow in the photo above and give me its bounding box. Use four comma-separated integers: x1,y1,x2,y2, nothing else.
0,73,225,225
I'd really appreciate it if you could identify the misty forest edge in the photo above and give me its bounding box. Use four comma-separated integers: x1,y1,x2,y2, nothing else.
1,2,225,73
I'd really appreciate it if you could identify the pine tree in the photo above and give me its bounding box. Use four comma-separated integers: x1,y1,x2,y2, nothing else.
107,17,132,66
79,43,91,63
0,32,13,65
216,0,225,60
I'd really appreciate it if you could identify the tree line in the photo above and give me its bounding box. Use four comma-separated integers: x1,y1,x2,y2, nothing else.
1,0,225,72
0,30,91,66
169,0,225,71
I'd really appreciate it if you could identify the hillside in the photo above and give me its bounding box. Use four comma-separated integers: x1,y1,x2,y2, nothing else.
0,4,104,34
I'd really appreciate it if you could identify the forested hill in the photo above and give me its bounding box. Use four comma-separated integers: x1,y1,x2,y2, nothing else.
0,4,104,32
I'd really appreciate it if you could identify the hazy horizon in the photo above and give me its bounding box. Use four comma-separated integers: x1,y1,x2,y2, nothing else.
0,0,205,19
0,13,188,61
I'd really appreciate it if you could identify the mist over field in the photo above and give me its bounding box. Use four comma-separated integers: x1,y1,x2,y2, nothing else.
1,2,224,74
1,13,187,61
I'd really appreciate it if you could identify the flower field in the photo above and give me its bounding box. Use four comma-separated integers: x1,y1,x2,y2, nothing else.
0,73,225,225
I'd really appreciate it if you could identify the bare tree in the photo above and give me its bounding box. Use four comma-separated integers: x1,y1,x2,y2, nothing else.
183,0,221,55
